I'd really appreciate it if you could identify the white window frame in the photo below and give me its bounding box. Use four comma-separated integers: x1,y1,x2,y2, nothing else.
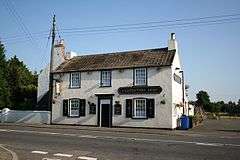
134,68,147,86
69,99,80,117
101,70,111,87
133,99,147,118
70,72,80,88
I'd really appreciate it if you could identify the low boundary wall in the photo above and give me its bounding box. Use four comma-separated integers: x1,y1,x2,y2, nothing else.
0,110,50,124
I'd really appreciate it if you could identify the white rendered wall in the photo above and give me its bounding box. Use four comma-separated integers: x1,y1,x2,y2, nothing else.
37,44,66,102
52,67,173,128
171,51,184,128
37,65,50,102
188,104,195,116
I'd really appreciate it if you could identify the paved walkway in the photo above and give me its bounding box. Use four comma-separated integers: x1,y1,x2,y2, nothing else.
0,145,13,160
1,119,240,138
1,122,193,136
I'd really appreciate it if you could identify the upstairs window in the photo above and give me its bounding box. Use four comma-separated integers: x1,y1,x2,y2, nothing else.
70,72,80,88
134,68,147,86
101,70,111,87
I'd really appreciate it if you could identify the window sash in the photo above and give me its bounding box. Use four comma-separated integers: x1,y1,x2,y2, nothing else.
101,71,111,86
70,73,80,88
134,68,146,86
69,99,80,117
133,99,146,118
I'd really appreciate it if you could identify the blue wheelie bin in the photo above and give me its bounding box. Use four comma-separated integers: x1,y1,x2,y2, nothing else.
180,115,189,130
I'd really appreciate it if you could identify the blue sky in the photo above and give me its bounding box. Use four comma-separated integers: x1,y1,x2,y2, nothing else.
0,0,240,102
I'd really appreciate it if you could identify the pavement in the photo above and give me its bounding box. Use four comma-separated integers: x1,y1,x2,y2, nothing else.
0,144,17,160
0,119,239,160
0,146,12,160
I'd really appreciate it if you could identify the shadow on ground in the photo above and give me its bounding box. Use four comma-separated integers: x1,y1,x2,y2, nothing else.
217,129,240,133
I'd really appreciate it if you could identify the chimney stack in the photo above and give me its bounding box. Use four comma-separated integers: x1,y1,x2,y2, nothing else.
52,39,66,70
168,33,178,51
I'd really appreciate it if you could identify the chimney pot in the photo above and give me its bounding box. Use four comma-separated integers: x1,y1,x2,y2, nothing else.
171,33,176,40
59,39,64,45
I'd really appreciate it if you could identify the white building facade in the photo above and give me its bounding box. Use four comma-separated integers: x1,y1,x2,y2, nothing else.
38,33,189,129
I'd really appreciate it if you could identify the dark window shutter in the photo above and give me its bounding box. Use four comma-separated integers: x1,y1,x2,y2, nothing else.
126,99,133,118
100,71,103,86
79,99,86,116
63,99,69,116
147,99,155,118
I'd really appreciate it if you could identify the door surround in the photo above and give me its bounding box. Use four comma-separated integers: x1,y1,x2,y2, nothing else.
96,94,113,127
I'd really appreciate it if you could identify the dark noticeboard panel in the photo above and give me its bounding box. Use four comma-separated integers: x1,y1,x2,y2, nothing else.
118,86,162,95
174,73,182,84
89,103,96,114
114,102,122,115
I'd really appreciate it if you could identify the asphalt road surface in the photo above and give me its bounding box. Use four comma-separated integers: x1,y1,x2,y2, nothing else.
0,124,239,160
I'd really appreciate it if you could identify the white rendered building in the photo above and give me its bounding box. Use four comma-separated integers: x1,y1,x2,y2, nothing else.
37,33,190,129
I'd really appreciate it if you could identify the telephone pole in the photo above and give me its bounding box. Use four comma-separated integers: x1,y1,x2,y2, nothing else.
50,14,56,73
49,14,56,124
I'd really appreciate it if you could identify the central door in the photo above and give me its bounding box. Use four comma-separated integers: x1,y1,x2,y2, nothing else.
101,103,110,127
100,99,112,127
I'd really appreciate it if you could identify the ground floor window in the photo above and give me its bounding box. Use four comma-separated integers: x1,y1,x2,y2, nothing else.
133,99,147,118
126,98,155,119
69,99,80,117
63,99,86,117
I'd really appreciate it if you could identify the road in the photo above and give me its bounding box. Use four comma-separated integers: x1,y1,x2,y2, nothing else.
0,124,239,160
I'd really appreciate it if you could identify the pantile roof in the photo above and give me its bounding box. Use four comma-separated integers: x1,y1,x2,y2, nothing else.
54,47,175,73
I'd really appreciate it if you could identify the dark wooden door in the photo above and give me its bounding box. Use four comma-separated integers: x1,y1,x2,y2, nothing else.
101,104,110,127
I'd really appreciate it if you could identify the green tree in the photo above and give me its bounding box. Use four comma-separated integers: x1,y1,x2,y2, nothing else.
211,101,224,113
7,55,37,110
0,42,10,109
196,90,211,111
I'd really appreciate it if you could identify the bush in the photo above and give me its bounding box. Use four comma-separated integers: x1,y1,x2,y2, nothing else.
189,106,205,128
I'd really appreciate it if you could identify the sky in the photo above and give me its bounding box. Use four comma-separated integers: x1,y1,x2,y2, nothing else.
0,0,240,102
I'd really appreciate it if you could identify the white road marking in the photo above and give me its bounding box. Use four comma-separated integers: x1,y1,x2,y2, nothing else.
195,142,223,147
62,133,76,136
0,128,61,135
1,128,240,148
42,158,60,160
78,156,97,160
54,153,73,157
31,151,48,154
79,135,97,139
